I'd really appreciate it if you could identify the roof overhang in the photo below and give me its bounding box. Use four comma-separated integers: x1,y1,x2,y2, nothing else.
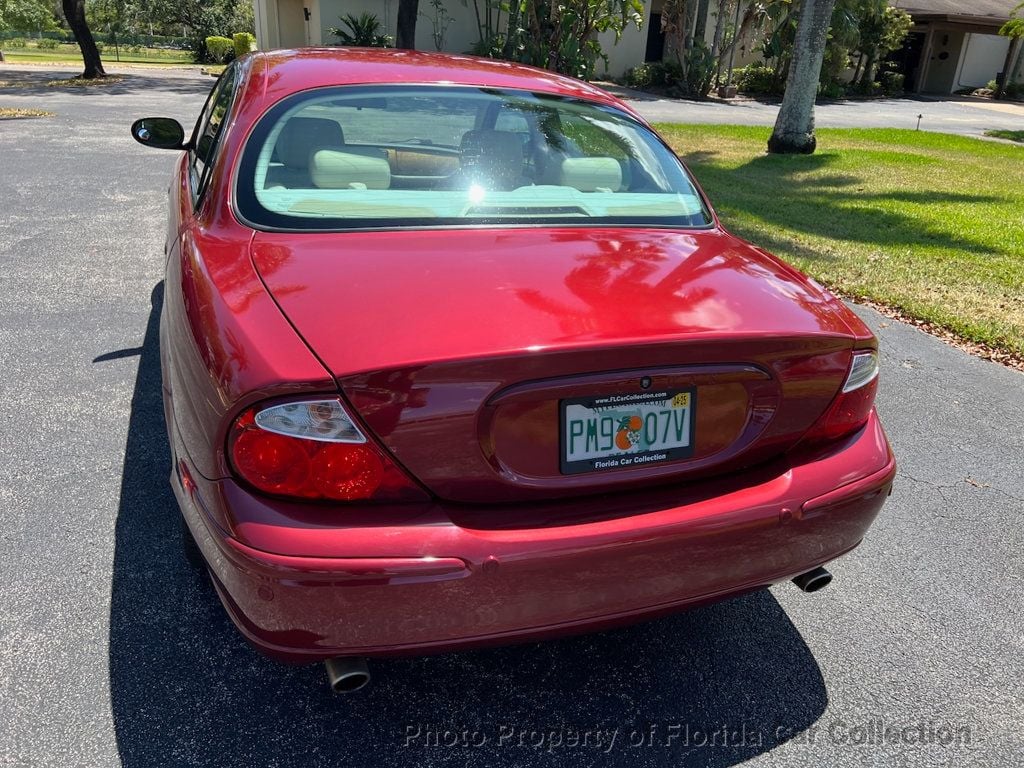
908,13,1009,33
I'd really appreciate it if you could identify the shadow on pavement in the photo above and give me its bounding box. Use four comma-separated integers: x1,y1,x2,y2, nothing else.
0,67,212,96
109,282,828,768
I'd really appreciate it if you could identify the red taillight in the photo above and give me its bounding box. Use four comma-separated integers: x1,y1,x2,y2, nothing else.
228,400,427,503
800,351,879,444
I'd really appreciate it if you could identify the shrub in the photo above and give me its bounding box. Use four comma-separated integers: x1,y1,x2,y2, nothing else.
880,71,905,96
819,81,845,100
36,37,60,50
233,32,256,58
678,42,715,99
624,63,656,88
986,79,999,91
467,35,505,58
4,37,28,48
732,64,779,95
624,60,684,89
205,36,235,63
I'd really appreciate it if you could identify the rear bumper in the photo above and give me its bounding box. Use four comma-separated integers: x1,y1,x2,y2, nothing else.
173,411,894,662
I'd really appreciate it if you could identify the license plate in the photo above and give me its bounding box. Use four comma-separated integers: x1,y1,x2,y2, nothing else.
560,388,696,475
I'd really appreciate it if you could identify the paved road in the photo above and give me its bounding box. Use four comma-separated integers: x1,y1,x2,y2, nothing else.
1,65,1023,768
602,83,1024,137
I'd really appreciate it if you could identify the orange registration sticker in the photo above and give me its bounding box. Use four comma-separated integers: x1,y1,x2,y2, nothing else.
672,392,691,408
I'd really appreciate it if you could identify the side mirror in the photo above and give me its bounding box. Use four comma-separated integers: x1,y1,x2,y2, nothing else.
131,117,186,150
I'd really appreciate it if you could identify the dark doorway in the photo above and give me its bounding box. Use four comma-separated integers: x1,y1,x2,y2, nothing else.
645,12,666,62
887,30,927,92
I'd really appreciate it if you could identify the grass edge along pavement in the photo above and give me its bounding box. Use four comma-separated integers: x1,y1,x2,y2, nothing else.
658,124,1024,371
984,129,1024,143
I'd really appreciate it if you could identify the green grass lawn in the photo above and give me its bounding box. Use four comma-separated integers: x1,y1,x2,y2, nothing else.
1,42,191,66
657,125,1024,359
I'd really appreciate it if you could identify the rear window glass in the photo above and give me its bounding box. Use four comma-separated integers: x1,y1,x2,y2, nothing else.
236,86,711,231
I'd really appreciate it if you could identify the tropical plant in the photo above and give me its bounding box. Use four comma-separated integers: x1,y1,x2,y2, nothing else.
518,0,644,79
655,0,709,96
421,0,454,51
330,13,392,48
852,2,912,92
996,2,1024,98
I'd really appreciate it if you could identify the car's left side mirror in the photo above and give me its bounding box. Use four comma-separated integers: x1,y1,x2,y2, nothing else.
131,117,186,150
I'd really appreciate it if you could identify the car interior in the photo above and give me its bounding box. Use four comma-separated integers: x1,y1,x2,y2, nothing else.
262,115,636,195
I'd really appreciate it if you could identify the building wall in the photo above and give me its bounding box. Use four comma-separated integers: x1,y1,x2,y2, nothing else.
598,5,654,78
252,1,1016,89
955,32,1011,90
258,0,656,78
278,0,309,47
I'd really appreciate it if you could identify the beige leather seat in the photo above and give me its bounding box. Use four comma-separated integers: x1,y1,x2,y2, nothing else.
310,149,392,190
266,117,345,189
449,129,529,190
558,157,623,192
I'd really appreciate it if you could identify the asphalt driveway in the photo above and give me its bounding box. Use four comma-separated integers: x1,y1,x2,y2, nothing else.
1,65,1022,768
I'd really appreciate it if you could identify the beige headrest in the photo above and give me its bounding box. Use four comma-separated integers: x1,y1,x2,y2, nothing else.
459,129,524,181
276,117,344,169
559,157,623,192
310,149,391,190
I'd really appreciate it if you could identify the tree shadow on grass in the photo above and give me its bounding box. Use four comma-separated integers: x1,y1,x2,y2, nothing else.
109,283,829,768
682,150,1002,257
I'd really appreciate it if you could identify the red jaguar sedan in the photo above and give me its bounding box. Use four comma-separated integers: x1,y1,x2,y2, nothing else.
132,48,894,693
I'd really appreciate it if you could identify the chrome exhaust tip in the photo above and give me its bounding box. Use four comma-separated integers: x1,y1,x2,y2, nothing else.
792,566,832,593
325,657,371,693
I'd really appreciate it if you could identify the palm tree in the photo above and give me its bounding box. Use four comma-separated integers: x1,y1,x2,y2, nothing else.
767,0,837,154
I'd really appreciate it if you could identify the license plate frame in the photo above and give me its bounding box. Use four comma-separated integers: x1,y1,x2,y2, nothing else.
559,388,696,475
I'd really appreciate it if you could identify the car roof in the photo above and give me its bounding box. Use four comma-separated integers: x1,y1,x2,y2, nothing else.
251,48,628,110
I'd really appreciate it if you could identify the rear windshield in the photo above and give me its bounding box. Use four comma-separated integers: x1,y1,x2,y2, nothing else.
236,85,712,231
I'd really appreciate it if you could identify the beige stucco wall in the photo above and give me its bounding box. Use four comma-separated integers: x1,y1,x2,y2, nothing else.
955,32,1011,90
253,0,657,77
252,0,1016,87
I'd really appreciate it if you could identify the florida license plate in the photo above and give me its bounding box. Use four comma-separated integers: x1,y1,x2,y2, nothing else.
560,389,696,475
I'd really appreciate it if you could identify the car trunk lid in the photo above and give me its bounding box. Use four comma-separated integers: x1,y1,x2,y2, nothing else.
251,227,859,502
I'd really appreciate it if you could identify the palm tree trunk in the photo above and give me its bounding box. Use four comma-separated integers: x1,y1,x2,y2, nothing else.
396,0,420,49
711,0,728,85
768,0,837,154
694,0,711,43
62,0,105,79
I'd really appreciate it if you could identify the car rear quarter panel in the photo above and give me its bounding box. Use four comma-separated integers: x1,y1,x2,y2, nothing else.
161,141,334,510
